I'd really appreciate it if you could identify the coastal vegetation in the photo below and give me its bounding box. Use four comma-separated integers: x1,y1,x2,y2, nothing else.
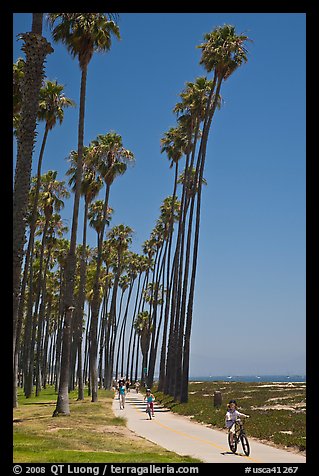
154,380,306,452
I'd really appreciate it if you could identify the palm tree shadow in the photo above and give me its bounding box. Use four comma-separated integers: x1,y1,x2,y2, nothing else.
13,415,50,423
21,401,56,405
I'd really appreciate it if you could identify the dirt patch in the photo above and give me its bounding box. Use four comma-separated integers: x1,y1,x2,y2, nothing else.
251,404,306,413
267,394,305,402
45,427,73,432
255,383,304,389
91,425,141,440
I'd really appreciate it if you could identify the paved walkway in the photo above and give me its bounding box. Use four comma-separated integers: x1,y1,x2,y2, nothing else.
112,391,306,464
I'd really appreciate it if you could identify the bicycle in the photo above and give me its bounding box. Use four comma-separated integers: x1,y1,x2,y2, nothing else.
145,402,152,420
228,418,250,456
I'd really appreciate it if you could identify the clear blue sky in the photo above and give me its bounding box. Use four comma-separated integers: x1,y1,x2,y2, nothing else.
13,13,306,376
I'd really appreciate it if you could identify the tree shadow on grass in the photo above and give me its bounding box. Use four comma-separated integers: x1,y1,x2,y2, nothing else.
13,415,51,423
20,401,56,405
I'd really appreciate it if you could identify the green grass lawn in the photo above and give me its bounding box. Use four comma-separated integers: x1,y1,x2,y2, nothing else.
154,380,306,452
13,386,201,463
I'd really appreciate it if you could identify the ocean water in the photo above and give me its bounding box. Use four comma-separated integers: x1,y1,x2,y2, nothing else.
189,375,306,382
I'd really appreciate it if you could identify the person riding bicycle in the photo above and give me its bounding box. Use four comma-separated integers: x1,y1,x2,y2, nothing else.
144,388,155,417
225,399,249,447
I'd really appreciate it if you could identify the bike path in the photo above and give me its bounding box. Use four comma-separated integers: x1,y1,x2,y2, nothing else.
112,391,306,464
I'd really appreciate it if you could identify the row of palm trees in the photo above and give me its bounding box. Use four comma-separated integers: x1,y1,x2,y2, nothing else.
15,165,180,401
148,25,250,403
13,13,250,412
13,13,121,414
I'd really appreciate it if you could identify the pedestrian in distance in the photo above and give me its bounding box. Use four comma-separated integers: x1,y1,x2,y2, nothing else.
135,380,140,393
144,388,155,417
117,378,124,399
119,383,126,409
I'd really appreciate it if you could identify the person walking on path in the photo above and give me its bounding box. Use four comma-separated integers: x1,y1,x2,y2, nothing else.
144,388,155,417
119,383,126,409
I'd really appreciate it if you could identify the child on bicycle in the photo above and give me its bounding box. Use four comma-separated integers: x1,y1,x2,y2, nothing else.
144,388,155,417
225,399,249,446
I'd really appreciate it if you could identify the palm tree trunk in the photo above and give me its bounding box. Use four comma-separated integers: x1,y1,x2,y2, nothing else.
180,187,201,403
35,247,52,396
105,272,120,389
14,123,50,407
31,13,43,34
24,217,49,398
134,334,140,383
114,288,125,379
89,184,111,400
75,198,89,400
83,304,91,386
129,272,147,381
42,304,51,389
165,152,191,395
51,328,57,386
148,241,168,387
180,78,223,403
47,325,54,386
53,63,87,416
54,272,65,392
158,163,179,392
13,15,52,407
54,316,63,391
120,280,134,378
125,274,141,380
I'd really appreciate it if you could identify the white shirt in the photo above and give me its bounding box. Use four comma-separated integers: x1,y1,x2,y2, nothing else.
225,409,248,427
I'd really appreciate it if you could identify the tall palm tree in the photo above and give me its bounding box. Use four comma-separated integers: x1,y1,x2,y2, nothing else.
50,237,70,391
66,147,103,399
14,80,74,407
13,15,53,403
104,224,133,390
23,171,69,398
88,132,134,400
118,253,140,379
35,213,67,396
159,124,190,394
179,25,250,403
114,272,131,380
47,13,120,416
148,197,180,388
125,254,150,381
133,311,152,387
163,78,214,397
